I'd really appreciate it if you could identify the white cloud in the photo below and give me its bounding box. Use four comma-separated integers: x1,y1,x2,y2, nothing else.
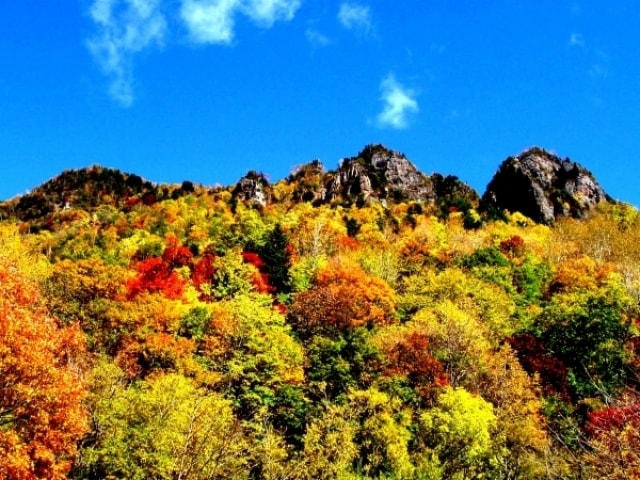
570,33,584,47
305,28,331,47
87,0,302,105
241,0,301,27
337,2,371,35
181,0,300,44
87,0,167,107
180,0,238,44
375,74,419,129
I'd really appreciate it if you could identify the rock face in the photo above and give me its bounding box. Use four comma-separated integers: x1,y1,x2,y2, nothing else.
233,171,269,207
482,147,610,224
325,144,435,202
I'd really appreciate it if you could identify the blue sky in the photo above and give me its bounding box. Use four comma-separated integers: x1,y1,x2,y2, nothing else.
1,1,639,206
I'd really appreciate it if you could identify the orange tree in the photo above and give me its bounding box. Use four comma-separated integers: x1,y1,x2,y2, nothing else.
0,257,88,479
289,262,397,339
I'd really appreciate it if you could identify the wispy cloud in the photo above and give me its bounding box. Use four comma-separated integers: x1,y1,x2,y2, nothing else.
589,63,608,79
337,2,372,36
589,49,609,80
569,33,584,47
374,74,419,129
305,28,331,48
241,0,301,27
87,0,301,105
87,0,167,107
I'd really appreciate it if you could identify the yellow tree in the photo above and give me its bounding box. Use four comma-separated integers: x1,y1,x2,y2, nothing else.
418,387,497,479
76,364,248,480
299,388,414,479
480,345,550,479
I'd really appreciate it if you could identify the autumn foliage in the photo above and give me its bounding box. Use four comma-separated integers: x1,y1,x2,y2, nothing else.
585,399,640,479
383,331,449,401
506,333,572,401
289,263,397,338
127,236,190,299
3,170,640,478
0,258,87,479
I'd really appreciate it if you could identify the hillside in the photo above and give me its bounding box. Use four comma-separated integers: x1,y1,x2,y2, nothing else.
1,145,639,480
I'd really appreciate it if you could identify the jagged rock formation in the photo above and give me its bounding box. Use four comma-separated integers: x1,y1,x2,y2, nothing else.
233,171,269,207
289,160,327,204
481,147,610,224
1,145,612,228
325,144,435,203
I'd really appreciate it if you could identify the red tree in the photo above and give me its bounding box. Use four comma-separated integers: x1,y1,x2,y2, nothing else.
506,333,572,401
385,332,449,402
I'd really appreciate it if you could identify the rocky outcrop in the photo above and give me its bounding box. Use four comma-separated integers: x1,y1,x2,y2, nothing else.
289,160,327,204
325,161,372,201
481,147,610,224
233,171,269,207
3,145,612,226
325,144,435,203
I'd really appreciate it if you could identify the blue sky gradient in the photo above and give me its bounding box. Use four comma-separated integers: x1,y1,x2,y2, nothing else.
1,1,639,205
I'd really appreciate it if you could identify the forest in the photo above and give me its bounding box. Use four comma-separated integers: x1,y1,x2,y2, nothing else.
1,147,640,480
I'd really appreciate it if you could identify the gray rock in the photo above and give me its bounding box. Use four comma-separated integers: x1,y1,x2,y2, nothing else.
325,144,435,202
482,147,609,224
233,171,269,207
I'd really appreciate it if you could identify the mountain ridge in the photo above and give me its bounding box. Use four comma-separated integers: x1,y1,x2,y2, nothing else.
1,145,613,225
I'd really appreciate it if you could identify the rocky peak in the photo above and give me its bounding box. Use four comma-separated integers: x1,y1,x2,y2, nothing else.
233,171,269,207
325,144,434,203
481,147,610,224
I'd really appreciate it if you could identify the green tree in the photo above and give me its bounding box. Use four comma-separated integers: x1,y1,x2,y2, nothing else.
537,275,635,398
207,294,305,419
249,223,292,293
306,328,383,400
